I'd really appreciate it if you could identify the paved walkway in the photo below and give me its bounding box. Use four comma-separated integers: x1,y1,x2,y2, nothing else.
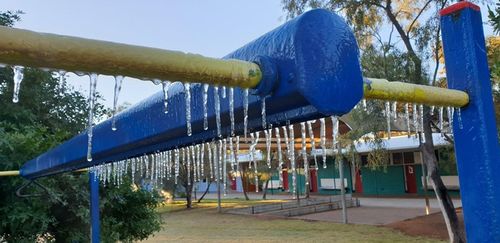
198,192,462,226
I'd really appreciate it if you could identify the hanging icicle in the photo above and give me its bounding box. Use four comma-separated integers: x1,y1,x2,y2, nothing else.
235,136,240,174
447,107,454,132
203,84,209,130
87,73,98,162
261,96,267,129
222,86,227,99
229,137,236,174
214,86,222,137
288,124,297,199
320,118,327,168
208,142,214,180
392,101,398,121
307,120,318,170
243,88,249,140
264,129,272,168
223,139,227,196
11,66,24,103
229,87,235,136
457,107,463,129
184,83,192,136
405,103,411,136
300,122,309,188
250,132,260,192
111,75,124,131
162,81,171,113
413,103,418,133
331,116,339,154
274,127,284,188
58,70,66,94
385,101,391,139
419,104,424,135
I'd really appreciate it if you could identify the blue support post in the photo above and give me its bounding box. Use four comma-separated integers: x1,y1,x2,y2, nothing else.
20,9,363,179
441,2,500,242
90,171,100,243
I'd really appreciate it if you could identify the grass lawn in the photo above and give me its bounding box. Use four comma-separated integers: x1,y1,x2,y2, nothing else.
144,199,444,243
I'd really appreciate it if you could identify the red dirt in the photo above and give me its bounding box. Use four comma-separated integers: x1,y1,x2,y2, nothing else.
385,208,465,241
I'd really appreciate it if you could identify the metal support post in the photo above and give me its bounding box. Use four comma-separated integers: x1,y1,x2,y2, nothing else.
441,2,500,242
89,171,100,243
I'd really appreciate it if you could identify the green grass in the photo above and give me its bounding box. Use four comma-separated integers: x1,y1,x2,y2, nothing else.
146,199,443,243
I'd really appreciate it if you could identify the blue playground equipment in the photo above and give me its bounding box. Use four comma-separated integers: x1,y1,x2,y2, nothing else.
3,1,499,242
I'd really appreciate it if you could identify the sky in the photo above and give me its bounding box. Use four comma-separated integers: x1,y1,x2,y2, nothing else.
2,1,496,108
2,0,286,108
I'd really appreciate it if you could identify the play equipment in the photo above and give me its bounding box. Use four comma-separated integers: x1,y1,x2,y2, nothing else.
0,2,497,242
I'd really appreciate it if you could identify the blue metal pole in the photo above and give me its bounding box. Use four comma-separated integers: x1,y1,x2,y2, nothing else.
440,2,500,242
90,171,100,243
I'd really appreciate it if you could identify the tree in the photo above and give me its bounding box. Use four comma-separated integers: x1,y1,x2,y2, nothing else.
488,2,500,34
282,1,466,241
0,11,161,242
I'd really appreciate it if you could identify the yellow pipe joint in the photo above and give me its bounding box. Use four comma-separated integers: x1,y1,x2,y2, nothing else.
0,26,262,88
363,78,469,107
0,170,20,177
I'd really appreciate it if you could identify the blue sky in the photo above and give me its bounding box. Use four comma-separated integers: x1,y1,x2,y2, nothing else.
2,1,495,108
2,1,285,108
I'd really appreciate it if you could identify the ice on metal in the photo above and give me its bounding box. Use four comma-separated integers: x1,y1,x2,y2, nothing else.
111,75,124,131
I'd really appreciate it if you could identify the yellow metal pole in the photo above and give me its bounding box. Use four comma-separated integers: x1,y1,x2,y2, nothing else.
0,170,20,177
0,26,262,88
364,78,469,107
0,169,87,177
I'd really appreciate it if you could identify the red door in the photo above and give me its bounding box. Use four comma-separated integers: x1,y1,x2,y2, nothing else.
355,168,363,193
405,165,417,193
309,169,318,192
282,170,289,190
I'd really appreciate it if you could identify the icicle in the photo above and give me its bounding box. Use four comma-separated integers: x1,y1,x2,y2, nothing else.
11,66,24,103
213,142,219,182
186,147,191,186
413,103,418,133
362,99,367,111
457,107,463,129
385,101,391,139
447,107,454,131
439,106,444,136
250,132,260,192
430,106,435,116
229,87,235,136
392,101,398,121
419,104,424,135
282,126,290,160
174,149,180,185
131,158,136,182
261,97,267,129
184,83,192,136
331,116,339,159
162,81,171,113
214,86,222,137
198,144,203,179
288,124,297,199
320,118,327,168
223,139,227,196
191,146,197,182
307,121,318,170
222,86,227,98
208,142,214,179
219,141,224,181
243,88,249,140
87,73,98,162
203,84,209,130
111,75,124,131
301,122,309,187
229,137,236,174
275,127,284,188
58,70,66,93
152,79,162,85
264,129,272,168
235,136,240,174
405,103,411,136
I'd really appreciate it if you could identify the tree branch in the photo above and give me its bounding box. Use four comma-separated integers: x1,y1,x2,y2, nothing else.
406,0,433,37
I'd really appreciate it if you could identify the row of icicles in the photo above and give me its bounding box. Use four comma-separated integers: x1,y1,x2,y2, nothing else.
6,66,462,192
91,117,342,198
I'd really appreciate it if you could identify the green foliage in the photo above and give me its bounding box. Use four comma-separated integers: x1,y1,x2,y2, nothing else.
0,11,161,242
101,180,162,242
488,2,500,35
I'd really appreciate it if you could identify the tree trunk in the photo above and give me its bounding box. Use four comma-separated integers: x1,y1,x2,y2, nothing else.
185,181,193,209
422,113,465,242
262,179,270,199
240,167,250,200
197,180,212,203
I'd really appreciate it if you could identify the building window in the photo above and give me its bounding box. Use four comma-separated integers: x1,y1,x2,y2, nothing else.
360,155,368,166
403,152,415,164
392,153,403,165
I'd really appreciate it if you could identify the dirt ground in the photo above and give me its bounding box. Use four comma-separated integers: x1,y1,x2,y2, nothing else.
385,209,464,241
